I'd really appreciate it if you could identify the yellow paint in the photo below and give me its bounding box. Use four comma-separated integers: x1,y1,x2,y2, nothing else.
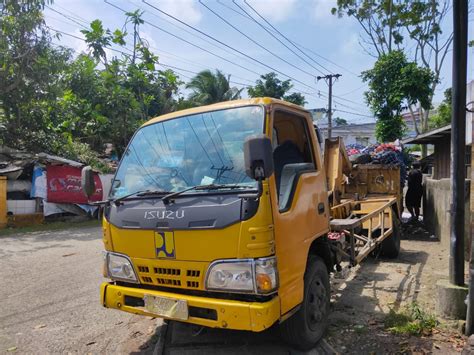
101,282,280,332
0,177,7,229
142,97,304,127
101,99,331,331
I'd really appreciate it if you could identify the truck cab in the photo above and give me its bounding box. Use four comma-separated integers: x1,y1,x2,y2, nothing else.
92,98,337,349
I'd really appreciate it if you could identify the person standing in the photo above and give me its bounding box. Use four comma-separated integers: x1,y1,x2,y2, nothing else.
405,161,423,221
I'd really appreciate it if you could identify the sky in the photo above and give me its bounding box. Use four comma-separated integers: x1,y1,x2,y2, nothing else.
43,0,473,124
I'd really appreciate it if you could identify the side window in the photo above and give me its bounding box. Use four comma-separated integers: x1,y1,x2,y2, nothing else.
272,110,316,211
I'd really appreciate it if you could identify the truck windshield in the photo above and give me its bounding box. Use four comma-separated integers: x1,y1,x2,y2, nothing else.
110,105,264,199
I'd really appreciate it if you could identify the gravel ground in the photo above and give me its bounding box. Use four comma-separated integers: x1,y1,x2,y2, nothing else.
0,225,161,354
0,220,468,354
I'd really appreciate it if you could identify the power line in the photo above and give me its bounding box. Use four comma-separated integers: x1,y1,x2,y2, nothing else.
45,5,88,29
220,0,360,78
333,108,374,119
48,4,329,107
48,26,134,57
198,0,321,79
105,0,265,76
49,3,257,86
338,83,368,96
140,0,319,92
125,0,268,73
237,0,330,74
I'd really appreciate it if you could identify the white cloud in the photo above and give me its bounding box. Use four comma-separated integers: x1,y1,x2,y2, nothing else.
69,29,89,54
245,0,298,23
159,0,202,25
340,33,360,56
312,0,337,22
139,31,158,49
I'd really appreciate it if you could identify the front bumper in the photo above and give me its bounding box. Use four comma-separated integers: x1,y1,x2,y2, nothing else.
101,282,280,332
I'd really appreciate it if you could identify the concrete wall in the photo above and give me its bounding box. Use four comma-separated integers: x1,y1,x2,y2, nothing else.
424,178,471,257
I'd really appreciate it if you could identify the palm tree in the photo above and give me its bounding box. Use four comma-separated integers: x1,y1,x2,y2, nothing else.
186,70,243,106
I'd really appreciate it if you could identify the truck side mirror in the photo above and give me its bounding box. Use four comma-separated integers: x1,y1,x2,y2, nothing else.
244,135,274,180
81,166,96,198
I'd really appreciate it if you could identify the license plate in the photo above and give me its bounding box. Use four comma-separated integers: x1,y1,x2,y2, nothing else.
143,294,188,320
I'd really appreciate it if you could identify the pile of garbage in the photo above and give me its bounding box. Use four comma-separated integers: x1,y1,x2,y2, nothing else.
346,141,408,187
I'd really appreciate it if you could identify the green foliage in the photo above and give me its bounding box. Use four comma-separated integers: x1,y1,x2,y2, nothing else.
332,0,450,58
429,88,451,129
362,51,435,141
247,72,306,106
55,140,113,173
186,69,242,106
0,0,74,151
1,5,183,159
334,117,348,126
385,303,437,336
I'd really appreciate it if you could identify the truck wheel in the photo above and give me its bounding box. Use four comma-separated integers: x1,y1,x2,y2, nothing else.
380,217,401,258
280,256,330,350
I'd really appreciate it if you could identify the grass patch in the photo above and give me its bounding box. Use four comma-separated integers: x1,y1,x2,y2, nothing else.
0,219,100,237
385,303,438,336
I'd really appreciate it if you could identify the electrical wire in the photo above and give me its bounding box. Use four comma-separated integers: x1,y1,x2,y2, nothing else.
236,0,330,74
221,0,360,78
125,0,267,73
105,0,264,76
47,6,369,120
45,5,88,29
140,0,320,92
199,0,322,78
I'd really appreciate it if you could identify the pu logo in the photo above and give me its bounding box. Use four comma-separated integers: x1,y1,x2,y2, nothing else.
155,231,175,259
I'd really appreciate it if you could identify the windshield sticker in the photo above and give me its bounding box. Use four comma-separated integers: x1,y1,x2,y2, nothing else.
155,231,175,259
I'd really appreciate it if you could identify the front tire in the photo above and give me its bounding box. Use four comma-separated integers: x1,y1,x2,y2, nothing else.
280,256,330,350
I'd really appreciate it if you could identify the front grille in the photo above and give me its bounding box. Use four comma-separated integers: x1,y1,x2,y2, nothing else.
187,270,200,277
154,267,180,276
134,259,206,291
142,276,153,283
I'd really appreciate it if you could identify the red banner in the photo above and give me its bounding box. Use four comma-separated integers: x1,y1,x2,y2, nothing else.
46,165,103,204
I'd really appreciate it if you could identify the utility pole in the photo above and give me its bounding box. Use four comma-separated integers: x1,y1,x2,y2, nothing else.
449,0,468,287
317,74,341,139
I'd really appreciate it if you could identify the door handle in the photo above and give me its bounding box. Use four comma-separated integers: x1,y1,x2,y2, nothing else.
318,203,325,214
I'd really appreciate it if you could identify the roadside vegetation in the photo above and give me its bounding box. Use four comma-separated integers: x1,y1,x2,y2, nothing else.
385,303,438,336
0,0,307,171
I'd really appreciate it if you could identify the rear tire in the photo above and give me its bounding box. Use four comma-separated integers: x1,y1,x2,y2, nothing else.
280,256,330,350
380,216,401,258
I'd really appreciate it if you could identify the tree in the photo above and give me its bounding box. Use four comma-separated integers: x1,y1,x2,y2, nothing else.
0,0,73,151
334,117,348,126
186,69,242,106
361,51,434,142
333,1,453,143
247,72,306,106
429,88,451,129
70,14,182,155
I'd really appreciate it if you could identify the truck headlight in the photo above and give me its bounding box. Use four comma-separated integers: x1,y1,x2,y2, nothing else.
105,252,138,283
205,257,278,294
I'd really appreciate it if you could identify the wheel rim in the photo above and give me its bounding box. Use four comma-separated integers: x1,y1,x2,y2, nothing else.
306,277,328,331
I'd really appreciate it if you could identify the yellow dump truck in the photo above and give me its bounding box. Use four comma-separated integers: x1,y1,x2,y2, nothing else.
82,98,401,350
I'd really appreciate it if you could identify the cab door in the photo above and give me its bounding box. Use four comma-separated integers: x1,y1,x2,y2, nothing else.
268,106,329,315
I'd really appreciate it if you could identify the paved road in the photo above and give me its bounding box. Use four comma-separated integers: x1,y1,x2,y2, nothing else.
0,225,160,354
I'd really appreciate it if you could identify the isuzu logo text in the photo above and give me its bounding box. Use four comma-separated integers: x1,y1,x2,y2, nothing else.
144,210,185,220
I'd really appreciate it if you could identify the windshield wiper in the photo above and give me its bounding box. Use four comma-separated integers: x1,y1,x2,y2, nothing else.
113,189,170,205
162,184,253,204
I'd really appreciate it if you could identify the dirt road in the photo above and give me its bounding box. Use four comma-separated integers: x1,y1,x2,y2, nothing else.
0,224,160,354
0,222,467,354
